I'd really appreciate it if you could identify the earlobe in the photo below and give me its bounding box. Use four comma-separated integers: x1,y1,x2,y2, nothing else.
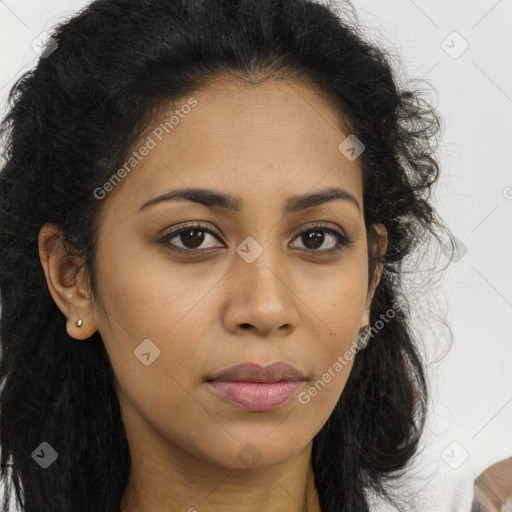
38,223,98,340
66,314,97,340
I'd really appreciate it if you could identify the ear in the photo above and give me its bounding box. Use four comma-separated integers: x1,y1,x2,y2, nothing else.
360,223,388,328
38,223,98,340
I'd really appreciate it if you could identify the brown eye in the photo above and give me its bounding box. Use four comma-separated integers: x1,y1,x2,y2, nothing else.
290,224,352,254
175,227,207,249
159,223,224,253
158,222,352,256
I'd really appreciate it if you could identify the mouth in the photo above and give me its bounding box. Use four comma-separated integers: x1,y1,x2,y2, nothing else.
205,361,307,411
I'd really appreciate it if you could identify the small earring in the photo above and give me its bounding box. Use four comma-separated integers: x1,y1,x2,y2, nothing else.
356,327,371,351
76,319,83,328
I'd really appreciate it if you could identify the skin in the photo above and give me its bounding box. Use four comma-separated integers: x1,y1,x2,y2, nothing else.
473,457,512,511
39,76,387,512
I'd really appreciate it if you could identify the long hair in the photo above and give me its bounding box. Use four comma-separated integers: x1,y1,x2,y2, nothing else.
0,1,450,510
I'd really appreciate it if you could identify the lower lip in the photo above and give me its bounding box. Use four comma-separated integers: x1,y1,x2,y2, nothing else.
206,380,304,411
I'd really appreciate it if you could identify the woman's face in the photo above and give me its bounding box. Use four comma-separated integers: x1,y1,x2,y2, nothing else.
84,76,386,470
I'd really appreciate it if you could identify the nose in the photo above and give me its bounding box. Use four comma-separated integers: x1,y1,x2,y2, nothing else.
223,243,300,338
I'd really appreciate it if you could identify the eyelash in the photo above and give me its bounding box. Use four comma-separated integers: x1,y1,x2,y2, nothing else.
158,221,353,256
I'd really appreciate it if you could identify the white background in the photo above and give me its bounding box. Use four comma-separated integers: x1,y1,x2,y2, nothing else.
1,1,511,511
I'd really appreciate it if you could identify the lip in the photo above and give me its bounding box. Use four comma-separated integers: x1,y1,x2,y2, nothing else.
206,361,307,383
205,362,307,411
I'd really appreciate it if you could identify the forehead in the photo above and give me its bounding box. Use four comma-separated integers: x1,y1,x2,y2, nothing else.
161,75,351,149
103,76,363,212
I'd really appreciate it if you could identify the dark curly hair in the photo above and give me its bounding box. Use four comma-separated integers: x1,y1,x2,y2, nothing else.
0,0,452,511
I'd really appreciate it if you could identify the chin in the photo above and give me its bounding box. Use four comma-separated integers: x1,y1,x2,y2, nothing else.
203,436,310,470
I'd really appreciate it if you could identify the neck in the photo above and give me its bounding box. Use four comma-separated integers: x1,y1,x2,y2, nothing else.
120,437,321,512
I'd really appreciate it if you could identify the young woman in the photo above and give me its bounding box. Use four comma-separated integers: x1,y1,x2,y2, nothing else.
0,0,450,510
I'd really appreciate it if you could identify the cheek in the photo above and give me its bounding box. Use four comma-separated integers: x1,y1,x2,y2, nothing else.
115,358,230,469
93,232,223,345
92,224,368,468
297,360,355,426
296,262,367,405
309,260,368,342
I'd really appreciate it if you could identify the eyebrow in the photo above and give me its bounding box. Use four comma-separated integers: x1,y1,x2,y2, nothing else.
138,186,361,214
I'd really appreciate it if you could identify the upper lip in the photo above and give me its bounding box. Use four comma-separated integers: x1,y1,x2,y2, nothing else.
206,362,307,383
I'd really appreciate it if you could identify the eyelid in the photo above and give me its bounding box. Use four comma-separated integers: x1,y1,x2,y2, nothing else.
158,220,352,254
161,220,347,239
159,221,225,248
160,221,222,237
289,222,352,253
291,221,347,238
